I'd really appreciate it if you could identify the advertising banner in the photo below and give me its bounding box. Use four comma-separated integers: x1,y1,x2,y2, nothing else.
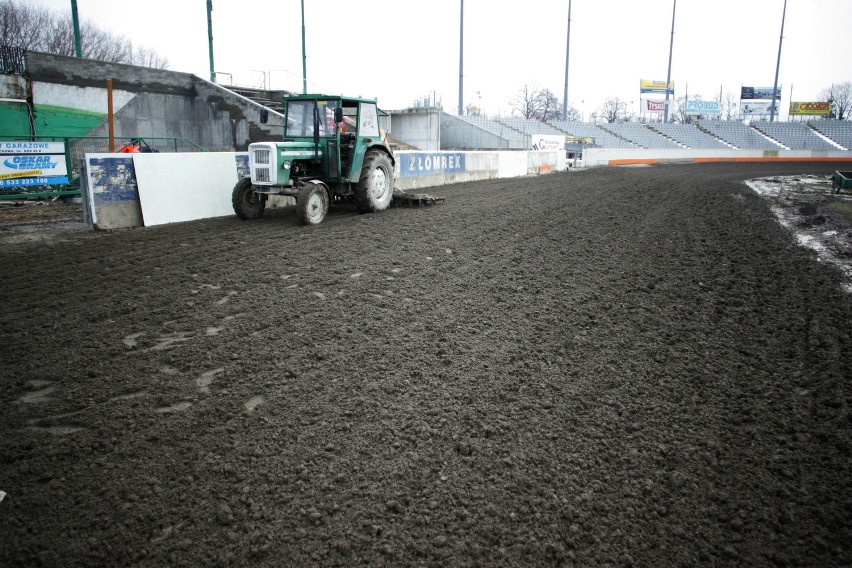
400,152,466,178
789,101,831,116
685,99,721,115
741,100,778,116
0,141,69,188
740,86,781,100
532,135,564,151
641,98,667,114
640,79,675,95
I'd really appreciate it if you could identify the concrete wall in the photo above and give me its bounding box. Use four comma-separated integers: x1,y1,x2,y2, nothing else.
393,150,563,191
389,108,441,151
439,113,527,150
0,74,27,99
583,148,852,167
19,51,283,151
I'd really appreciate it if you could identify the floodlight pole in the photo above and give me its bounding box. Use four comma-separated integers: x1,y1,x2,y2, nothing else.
663,0,676,123
770,0,787,122
562,0,572,120
71,0,82,58
301,0,307,94
458,0,464,116
206,0,215,82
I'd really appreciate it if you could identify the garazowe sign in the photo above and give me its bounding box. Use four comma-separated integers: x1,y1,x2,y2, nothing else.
0,140,69,188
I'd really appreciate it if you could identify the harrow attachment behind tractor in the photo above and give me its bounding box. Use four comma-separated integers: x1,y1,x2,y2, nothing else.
391,188,445,207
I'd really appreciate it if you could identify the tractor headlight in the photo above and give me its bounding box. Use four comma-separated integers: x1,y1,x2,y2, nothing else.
282,161,291,170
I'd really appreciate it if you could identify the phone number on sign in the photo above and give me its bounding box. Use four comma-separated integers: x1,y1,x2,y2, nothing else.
0,177,57,188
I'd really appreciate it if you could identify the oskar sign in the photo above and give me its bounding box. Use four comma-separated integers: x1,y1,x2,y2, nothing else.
0,141,69,188
789,102,831,116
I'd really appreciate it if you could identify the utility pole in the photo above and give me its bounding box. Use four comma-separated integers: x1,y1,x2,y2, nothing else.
562,0,572,120
71,0,82,58
301,0,307,94
458,0,464,116
663,0,676,123
770,0,787,122
206,0,215,82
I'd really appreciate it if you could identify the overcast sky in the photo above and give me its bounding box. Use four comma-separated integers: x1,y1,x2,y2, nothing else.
25,0,852,119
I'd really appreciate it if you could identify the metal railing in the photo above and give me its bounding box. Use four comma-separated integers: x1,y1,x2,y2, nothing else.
0,136,207,200
0,45,26,76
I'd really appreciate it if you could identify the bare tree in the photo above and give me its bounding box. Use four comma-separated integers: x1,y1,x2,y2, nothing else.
0,0,168,69
564,105,581,121
819,81,852,120
718,90,739,120
672,95,690,123
0,0,50,49
510,84,567,121
599,97,628,123
128,44,168,69
510,84,540,119
537,88,561,121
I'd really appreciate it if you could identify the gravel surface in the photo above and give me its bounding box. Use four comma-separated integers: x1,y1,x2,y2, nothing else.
1,162,850,567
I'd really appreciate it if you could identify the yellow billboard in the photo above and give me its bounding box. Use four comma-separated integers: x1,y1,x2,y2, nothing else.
789,102,831,116
639,79,675,94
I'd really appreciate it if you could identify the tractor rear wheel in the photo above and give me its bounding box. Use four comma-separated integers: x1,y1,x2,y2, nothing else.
232,178,266,220
355,150,393,213
296,182,330,225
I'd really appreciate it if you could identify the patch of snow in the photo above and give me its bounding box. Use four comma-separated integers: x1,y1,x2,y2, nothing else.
795,234,828,254
746,175,852,294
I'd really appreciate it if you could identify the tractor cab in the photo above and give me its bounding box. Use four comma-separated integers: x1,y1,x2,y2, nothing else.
275,95,387,184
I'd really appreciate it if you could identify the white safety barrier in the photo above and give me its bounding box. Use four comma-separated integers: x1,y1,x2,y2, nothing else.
81,149,565,230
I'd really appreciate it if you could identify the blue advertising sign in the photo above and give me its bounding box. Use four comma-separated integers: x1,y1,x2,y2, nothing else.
400,152,466,178
685,99,721,115
87,156,138,203
640,79,675,96
0,141,69,188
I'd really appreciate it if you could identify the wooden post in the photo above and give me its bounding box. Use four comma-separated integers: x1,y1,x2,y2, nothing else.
107,79,115,152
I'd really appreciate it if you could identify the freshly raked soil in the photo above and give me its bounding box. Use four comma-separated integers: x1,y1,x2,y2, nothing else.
1,162,850,567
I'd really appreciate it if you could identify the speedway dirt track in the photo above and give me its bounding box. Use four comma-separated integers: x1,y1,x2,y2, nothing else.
1,162,850,567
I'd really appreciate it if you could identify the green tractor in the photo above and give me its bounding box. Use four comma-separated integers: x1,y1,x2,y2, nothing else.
233,94,395,225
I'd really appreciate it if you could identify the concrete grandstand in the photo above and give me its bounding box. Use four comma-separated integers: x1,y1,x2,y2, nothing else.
750,121,843,151
398,108,852,154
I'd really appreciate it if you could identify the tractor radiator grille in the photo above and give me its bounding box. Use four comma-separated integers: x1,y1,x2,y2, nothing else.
251,146,272,183
253,167,271,183
253,148,270,164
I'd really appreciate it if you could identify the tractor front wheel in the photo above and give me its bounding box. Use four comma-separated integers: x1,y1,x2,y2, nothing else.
296,182,330,225
355,150,394,213
232,178,266,220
